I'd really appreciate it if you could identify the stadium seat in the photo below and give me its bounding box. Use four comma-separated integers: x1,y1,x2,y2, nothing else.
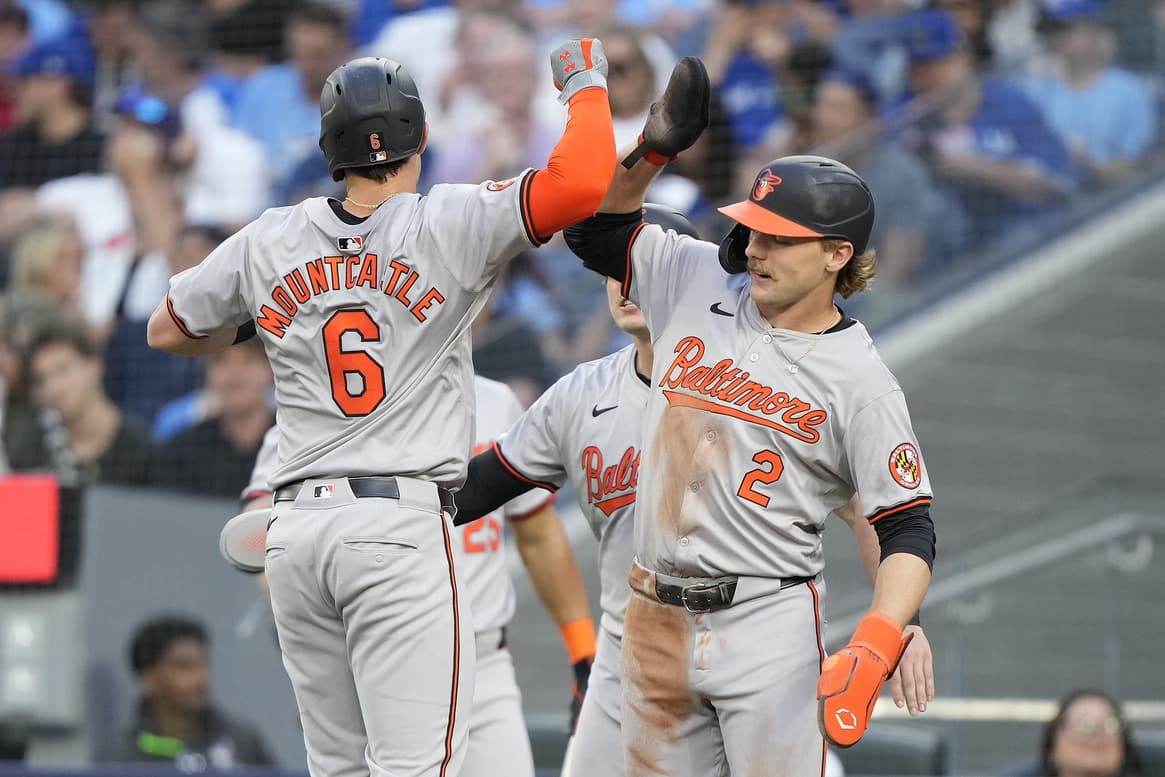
835,724,948,776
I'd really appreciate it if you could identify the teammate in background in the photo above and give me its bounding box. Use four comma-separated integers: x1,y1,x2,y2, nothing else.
564,58,936,775
453,205,935,777
146,42,615,777
229,376,596,777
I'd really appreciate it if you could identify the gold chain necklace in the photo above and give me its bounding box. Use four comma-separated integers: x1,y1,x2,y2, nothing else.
344,191,404,210
771,309,841,374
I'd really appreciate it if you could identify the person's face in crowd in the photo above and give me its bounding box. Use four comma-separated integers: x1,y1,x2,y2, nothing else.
16,74,70,123
1052,20,1107,68
171,230,220,274
909,48,970,96
603,35,653,119
30,342,102,422
0,16,28,63
813,81,872,145
936,0,986,38
605,277,648,339
30,228,83,307
744,232,851,314
207,344,272,419
141,638,211,715
1051,695,1126,777
88,1,135,56
479,36,537,117
568,0,617,34
288,19,347,98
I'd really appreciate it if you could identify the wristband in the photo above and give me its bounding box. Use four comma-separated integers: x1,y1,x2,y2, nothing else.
638,134,678,167
560,618,597,664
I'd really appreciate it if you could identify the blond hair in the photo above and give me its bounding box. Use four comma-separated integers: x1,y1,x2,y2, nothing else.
10,216,79,292
824,238,876,299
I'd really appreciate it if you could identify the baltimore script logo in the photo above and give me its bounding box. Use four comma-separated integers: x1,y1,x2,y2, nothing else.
659,336,828,443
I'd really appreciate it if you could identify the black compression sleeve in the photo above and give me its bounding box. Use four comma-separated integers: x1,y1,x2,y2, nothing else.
563,211,643,282
453,446,552,526
232,320,257,344
871,502,937,570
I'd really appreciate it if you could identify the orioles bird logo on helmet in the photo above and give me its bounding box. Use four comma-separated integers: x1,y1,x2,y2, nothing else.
752,168,783,201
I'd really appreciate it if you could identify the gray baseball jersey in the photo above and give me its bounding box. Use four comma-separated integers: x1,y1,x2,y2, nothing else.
242,377,551,634
624,225,933,580
495,345,648,639
166,173,539,489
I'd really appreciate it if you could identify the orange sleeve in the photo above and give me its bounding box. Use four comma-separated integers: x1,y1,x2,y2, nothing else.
522,88,615,244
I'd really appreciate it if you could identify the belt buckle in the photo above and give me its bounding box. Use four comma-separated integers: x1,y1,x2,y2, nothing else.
679,582,727,613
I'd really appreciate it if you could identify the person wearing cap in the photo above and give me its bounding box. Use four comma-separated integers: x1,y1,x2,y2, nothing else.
897,7,1074,243
0,37,103,192
810,67,948,287
565,132,936,772
1020,0,1156,189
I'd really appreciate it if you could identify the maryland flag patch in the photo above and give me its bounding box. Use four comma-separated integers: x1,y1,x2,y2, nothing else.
888,443,922,490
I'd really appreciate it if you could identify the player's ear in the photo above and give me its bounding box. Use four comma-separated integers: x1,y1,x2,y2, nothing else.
824,240,854,273
418,122,429,156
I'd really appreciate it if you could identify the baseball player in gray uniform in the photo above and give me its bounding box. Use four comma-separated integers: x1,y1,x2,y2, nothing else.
225,377,596,777
454,206,935,777
147,42,615,777
564,92,936,773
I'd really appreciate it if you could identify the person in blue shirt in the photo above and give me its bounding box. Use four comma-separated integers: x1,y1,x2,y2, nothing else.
231,3,350,192
1021,0,1157,190
896,8,1075,244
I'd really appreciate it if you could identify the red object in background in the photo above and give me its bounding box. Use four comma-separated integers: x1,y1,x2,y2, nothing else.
0,474,61,584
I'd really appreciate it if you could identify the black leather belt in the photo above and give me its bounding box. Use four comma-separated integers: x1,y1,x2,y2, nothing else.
655,575,813,613
274,476,456,516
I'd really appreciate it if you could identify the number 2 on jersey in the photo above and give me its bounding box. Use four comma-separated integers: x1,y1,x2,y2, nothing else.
736,450,785,507
322,309,386,416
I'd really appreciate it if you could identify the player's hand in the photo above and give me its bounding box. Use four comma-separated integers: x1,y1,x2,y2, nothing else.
817,612,912,748
550,38,608,105
568,656,593,733
888,625,934,716
623,57,711,168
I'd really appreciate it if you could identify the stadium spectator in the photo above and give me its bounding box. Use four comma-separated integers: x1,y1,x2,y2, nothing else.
0,38,102,247
11,319,153,485
103,615,273,769
702,0,789,150
897,8,1074,251
830,0,914,106
78,0,139,132
810,68,946,284
153,338,273,498
102,224,221,425
122,0,270,228
0,1,31,132
932,0,1000,69
0,293,60,469
7,214,85,321
1020,0,1157,189
1009,688,1143,776
471,292,556,409
428,14,558,184
232,2,350,189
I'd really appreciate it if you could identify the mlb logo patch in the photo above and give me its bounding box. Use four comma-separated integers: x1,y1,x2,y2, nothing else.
337,236,363,252
313,484,335,499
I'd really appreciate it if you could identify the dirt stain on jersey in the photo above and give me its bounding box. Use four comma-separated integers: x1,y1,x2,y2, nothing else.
651,403,704,536
622,568,694,777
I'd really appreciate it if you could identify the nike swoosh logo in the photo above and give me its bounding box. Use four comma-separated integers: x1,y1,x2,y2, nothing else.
592,404,617,417
710,302,734,317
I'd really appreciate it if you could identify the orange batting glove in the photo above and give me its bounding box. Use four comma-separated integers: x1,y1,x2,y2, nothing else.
817,611,913,748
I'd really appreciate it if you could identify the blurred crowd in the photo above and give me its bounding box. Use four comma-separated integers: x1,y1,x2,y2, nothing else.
1,0,1164,492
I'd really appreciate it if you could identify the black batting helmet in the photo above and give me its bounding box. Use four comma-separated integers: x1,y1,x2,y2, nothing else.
319,57,426,182
641,203,700,240
717,155,875,274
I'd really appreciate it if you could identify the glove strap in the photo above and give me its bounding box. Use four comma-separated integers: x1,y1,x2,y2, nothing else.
621,134,679,169
850,611,906,675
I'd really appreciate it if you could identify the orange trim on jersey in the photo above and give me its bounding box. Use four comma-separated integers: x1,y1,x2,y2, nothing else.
867,497,932,524
661,390,819,444
524,89,615,240
594,491,636,517
621,222,648,300
506,492,557,523
438,511,461,777
518,172,546,247
165,294,206,340
492,441,559,493
809,579,827,777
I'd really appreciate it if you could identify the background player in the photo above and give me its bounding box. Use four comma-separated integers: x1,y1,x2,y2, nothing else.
564,120,936,773
146,43,615,777
225,375,597,777
454,204,935,777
